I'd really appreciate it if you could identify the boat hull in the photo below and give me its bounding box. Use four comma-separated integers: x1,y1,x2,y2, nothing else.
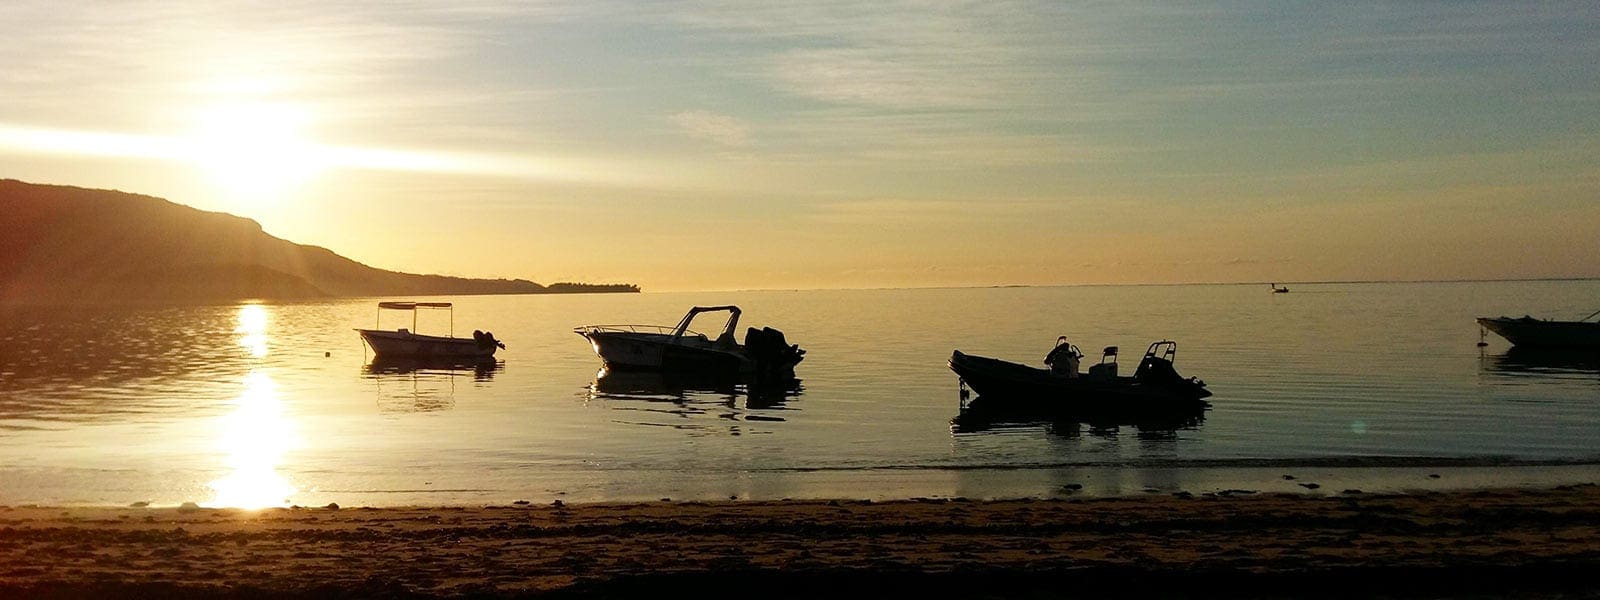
949,350,1209,422
577,330,791,375
359,329,498,358
1478,317,1600,349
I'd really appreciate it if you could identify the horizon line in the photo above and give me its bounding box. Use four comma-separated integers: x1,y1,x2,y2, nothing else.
669,276,1600,294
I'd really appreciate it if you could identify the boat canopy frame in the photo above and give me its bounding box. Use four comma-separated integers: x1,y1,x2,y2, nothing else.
375,301,454,337
671,305,741,343
576,306,745,345
1144,340,1178,363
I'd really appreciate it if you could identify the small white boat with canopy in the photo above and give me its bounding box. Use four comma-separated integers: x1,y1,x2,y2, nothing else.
357,301,504,358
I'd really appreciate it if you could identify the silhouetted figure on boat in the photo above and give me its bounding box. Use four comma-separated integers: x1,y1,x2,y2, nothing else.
1043,336,1082,378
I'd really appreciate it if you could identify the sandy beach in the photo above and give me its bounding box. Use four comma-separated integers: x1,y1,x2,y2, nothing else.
3,484,1599,598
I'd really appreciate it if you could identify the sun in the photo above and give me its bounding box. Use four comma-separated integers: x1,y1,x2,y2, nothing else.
189,102,326,201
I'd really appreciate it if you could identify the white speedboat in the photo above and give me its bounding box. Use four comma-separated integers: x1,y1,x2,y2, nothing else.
575,305,803,376
357,302,503,358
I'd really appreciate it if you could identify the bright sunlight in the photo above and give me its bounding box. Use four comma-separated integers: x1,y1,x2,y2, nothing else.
208,371,299,509
189,102,325,201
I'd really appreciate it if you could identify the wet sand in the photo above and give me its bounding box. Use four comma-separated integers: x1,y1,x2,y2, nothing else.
3,484,1600,598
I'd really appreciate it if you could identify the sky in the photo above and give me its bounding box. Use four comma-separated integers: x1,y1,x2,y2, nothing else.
1,1,1597,291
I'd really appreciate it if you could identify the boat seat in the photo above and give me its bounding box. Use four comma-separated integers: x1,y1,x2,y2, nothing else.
1086,361,1117,380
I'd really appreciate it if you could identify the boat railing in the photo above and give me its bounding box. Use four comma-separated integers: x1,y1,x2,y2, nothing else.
576,324,708,338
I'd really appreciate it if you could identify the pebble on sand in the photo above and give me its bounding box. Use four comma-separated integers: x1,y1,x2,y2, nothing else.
1298,483,1321,490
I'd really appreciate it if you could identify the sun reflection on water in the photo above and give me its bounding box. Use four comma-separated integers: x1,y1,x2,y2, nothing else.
209,371,298,509
236,304,269,358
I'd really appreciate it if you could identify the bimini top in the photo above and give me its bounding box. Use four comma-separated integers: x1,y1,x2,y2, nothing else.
377,301,453,310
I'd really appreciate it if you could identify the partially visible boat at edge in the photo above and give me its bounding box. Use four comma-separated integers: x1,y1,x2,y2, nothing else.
575,305,804,378
950,339,1210,423
1477,311,1600,349
357,301,504,358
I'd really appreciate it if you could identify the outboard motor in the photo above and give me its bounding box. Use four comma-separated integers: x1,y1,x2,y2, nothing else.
744,327,804,387
473,330,506,350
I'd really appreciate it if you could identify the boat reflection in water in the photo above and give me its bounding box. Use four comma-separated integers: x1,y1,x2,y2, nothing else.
590,367,802,405
586,368,803,433
364,356,502,380
1481,347,1600,378
950,395,1207,437
362,357,501,413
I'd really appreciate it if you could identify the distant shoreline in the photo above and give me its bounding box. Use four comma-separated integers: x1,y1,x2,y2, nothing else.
1,179,640,306
0,285,639,309
683,276,1600,294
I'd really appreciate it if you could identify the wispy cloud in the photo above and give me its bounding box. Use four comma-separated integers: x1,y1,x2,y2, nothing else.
0,1,589,139
670,111,750,146
808,197,1082,226
0,123,673,188
663,2,1102,111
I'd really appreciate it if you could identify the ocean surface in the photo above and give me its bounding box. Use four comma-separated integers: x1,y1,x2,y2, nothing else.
2,281,1599,507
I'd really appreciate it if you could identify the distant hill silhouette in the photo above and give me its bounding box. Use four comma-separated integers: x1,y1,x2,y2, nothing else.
0,179,639,306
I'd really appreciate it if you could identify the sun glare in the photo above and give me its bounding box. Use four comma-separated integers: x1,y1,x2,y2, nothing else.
209,371,299,509
235,303,269,358
190,102,325,201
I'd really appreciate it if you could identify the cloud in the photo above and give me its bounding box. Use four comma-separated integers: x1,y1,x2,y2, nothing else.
808,197,1074,226
0,1,593,138
664,2,1087,111
670,111,750,146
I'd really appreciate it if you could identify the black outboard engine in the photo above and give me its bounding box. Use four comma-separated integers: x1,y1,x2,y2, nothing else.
473,330,506,350
744,327,804,386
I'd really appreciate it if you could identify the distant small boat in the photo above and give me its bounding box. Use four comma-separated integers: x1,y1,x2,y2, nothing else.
950,339,1210,422
1477,312,1600,349
357,301,504,358
1270,283,1289,293
575,305,804,377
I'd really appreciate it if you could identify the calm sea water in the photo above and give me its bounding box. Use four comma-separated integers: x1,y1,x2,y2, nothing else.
2,281,1599,507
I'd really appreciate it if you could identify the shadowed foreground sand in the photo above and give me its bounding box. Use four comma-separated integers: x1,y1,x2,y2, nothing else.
3,485,1600,598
